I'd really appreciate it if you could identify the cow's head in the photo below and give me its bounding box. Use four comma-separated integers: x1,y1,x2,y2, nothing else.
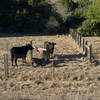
48,42,56,50
52,42,56,46
26,44,34,50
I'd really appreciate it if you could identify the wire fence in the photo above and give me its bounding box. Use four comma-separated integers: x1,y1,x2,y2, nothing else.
70,28,93,62
69,28,100,65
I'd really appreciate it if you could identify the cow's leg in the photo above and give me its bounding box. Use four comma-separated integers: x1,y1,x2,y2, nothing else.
50,49,54,58
51,53,53,58
11,54,14,66
15,58,18,66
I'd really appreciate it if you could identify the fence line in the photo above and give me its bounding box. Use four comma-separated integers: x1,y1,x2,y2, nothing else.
70,28,92,62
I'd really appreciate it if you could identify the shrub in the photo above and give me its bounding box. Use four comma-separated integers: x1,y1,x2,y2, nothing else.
73,0,90,18
77,20,100,36
0,0,52,33
77,0,100,36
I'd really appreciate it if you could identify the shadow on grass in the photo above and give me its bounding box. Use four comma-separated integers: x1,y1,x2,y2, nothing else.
9,53,84,68
53,53,84,68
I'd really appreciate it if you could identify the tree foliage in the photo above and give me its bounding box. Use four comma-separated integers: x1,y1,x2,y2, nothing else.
59,0,100,36
86,0,100,23
0,0,100,36
73,0,89,18
0,0,52,33
77,0,100,36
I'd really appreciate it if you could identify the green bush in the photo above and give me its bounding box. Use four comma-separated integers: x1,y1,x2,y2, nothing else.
73,0,90,18
86,1,100,23
77,20,100,36
77,0,100,36
0,0,52,33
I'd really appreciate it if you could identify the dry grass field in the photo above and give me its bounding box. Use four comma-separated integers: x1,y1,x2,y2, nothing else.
0,35,100,100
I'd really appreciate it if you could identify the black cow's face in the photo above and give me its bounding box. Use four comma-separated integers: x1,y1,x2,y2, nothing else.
52,42,56,46
50,42,56,47
26,44,34,50
48,42,56,49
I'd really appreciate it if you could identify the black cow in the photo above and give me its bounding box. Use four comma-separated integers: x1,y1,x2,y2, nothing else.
10,44,34,66
48,42,56,57
43,41,56,61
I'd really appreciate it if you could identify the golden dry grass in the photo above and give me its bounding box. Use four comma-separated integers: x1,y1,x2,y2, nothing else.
0,35,100,100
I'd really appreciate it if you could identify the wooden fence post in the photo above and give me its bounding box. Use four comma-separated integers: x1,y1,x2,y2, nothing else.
81,37,84,52
82,38,85,52
72,29,74,39
52,60,55,79
79,35,81,47
84,40,88,56
99,53,100,65
70,28,92,63
76,34,79,44
88,43,92,62
30,41,33,60
75,31,77,42
4,54,9,78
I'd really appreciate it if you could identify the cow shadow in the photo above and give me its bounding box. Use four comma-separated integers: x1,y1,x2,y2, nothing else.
31,58,52,68
10,58,52,67
27,53,84,68
53,53,85,68
11,53,84,68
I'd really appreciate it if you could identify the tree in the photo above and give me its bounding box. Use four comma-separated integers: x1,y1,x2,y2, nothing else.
77,0,100,36
86,0,100,23
0,0,52,33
